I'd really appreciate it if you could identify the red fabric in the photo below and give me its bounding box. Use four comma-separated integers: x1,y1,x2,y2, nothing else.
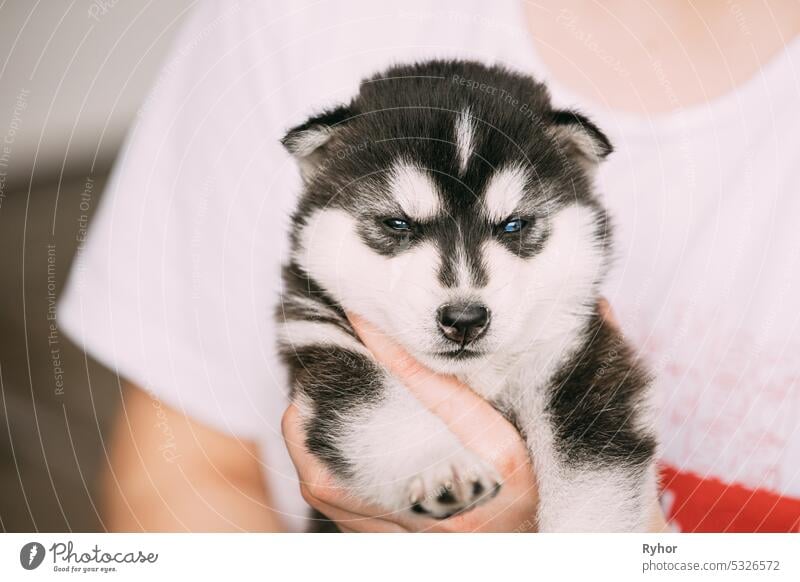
659,463,800,532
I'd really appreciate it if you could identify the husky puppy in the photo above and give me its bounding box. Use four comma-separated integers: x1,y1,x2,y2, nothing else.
278,60,657,532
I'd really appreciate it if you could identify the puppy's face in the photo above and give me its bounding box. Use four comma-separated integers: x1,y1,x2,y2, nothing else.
284,62,613,373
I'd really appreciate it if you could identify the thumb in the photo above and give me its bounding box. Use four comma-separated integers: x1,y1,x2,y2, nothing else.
347,312,527,473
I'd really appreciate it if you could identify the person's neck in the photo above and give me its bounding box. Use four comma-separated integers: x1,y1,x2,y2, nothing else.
523,0,800,115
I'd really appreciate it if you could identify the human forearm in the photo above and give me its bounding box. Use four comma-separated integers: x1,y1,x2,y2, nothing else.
102,383,284,532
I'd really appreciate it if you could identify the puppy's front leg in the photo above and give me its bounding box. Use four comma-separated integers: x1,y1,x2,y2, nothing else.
279,320,499,518
521,314,659,532
533,461,657,532
520,401,657,531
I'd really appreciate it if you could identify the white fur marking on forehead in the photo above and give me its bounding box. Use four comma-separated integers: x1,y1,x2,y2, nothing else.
452,245,474,290
454,108,475,175
482,165,529,222
388,161,441,220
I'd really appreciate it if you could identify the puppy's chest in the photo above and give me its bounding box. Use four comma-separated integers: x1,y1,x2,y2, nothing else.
457,357,551,410
455,349,573,431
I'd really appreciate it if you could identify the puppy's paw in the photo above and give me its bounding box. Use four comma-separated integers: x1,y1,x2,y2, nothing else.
405,451,501,519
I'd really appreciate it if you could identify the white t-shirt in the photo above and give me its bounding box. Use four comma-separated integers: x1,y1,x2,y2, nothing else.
59,0,800,532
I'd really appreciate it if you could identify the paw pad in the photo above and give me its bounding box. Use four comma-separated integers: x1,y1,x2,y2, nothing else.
406,460,500,519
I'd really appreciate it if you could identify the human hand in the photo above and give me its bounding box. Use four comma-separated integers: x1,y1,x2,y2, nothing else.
282,300,666,532
282,313,539,532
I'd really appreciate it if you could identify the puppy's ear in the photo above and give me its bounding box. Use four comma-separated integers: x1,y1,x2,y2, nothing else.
281,104,354,181
548,110,613,167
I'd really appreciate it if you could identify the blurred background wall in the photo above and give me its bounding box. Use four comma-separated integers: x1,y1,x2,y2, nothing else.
0,0,194,531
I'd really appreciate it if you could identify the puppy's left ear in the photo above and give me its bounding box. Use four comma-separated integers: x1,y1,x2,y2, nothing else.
281,104,354,181
547,109,613,167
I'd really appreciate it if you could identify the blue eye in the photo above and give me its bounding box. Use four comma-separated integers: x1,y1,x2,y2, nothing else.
383,218,411,231
501,218,527,234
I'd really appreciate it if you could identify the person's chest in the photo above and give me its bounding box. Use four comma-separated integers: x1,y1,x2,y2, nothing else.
598,107,800,504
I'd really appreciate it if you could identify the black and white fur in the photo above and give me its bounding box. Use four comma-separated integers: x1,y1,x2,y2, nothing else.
277,60,657,532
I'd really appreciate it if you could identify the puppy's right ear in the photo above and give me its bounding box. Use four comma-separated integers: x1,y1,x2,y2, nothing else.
281,104,353,181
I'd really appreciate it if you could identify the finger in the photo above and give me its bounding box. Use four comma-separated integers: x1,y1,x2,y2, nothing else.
348,313,529,474
283,404,418,523
283,404,366,511
597,297,619,327
282,404,329,490
307,499,409,533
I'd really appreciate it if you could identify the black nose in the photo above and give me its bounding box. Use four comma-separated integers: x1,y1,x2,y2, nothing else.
437,303,490,345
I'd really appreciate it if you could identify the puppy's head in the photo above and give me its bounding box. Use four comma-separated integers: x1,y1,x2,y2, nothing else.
283,60,613,373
